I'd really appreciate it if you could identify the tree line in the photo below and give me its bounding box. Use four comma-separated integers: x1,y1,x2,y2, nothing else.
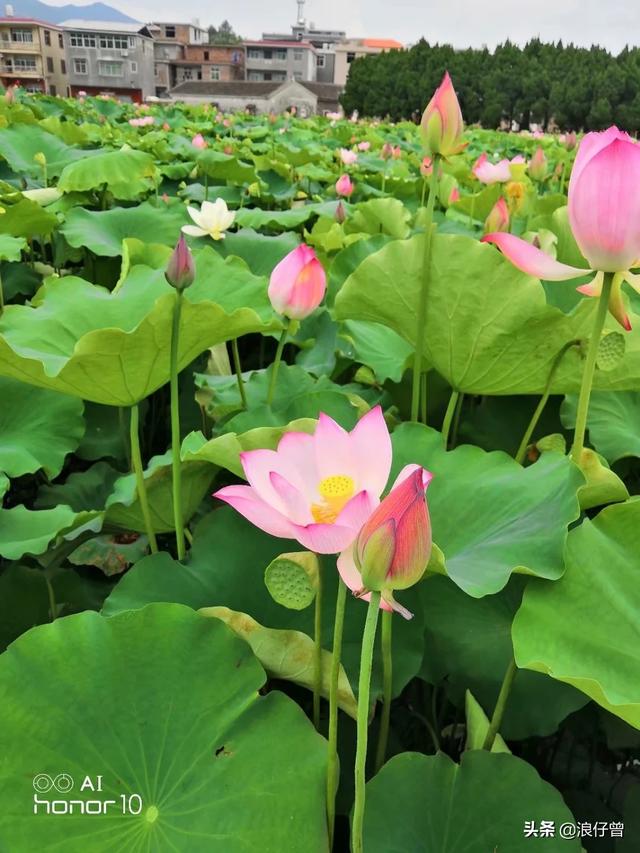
341,39,640,131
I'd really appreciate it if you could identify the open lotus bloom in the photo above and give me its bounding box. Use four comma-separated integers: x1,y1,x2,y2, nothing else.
339,147,358,165
214,407,392,554
472,152,523,184
181,198,236,241
337,465,433,620
484,126,640,330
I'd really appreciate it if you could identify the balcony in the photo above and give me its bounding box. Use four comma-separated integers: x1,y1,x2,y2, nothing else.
0,36,41,53
0,65,42,77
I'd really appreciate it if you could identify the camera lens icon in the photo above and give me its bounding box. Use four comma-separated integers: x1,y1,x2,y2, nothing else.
33,774,53,793
54,774,74,793
33,773,74,793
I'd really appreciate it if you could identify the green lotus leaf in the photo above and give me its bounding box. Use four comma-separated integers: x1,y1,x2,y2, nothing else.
335,233,640,394
340,319,413,383
573,448,628,510
234,205,320,231
464,691,510,753
451,183,501,220
0,197,58,237
0,247,277,405
200,605,357,717
58,148,158,200
0,376,84,478
0,505,101,560
362,751,579,852
0,124,90,178
60,201,189,257
513,499,640,728
345,198,411,239
0,603,328,851
391,423,584,596
0,233,26,261
217,227,299,276
196,149,258,184
561,391,640,463
36,461,122,512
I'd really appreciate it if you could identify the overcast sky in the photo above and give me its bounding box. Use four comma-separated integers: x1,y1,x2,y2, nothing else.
46,0,639,54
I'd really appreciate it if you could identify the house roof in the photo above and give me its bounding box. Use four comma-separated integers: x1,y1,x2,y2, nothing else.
362,38,403,49
171,80,286,98
243,39,316,51
0,17,62,29
60,20,152,37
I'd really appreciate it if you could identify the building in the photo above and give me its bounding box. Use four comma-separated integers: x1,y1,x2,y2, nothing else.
243,39,316,84
173,44,244,87
148,20,205,96
169,79,342,116
333,39,403,86
0,16,68,95
61,21,155,102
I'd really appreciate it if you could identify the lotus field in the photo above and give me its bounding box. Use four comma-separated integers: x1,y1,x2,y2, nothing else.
1,74,640,851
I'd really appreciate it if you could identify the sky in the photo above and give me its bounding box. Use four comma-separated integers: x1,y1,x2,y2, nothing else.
44,0,640,54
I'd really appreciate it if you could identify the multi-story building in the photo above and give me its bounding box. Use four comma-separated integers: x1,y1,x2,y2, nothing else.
173,44,244,86
333,39,403,86
61,21,155,102
0,16,68,95
244,39,316,83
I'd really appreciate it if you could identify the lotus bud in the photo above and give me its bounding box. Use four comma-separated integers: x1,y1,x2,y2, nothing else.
565,131,577,151
33,151,47,167
165,235,195,291
191,133,207,150
448,186,460,205
162,122,170,131
391,145,402,159
355,466,433,598
335,200,346,223
339,148,358,166
484,197,510,234
420,156,433,177
268,244,326,320
529,146,548,181
358,141,370,151
420,71,466,157
381,143,394,160
336,174,354,197
506,180,527,214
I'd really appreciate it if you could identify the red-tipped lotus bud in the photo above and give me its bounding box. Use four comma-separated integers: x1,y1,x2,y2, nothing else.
484,197,510,234
420,71,466,157
354,466,433,595
336,174,354,197
165,235,195,291
529,146,548,181
420,156,433,177
268,244,327,320
381,142,394,160
565,131,577,151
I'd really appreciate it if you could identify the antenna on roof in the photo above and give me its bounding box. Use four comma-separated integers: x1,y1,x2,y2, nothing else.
296,0,306,26
5,4,14,16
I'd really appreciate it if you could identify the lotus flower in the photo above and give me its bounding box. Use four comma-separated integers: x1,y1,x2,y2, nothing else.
337,465,433,619
421,71,466,157
484,197,510,233
420,156,433,177
472,153,512,184
214,407,393,554
448,186,460,204
335,200,346,223
181,198,235,241
381,143,394,160
484,127,640,329
336,174,354,197
165,235,195,291
529,146,548,181
339,148,358,165
564,131,578,151
268,244,326,320
191,133,207,149
358,141,370,151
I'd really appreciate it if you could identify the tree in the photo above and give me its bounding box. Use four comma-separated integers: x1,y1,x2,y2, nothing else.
208,20,242,45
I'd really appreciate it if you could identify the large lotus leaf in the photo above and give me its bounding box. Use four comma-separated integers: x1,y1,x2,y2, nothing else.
362,751,579,852
335,233,640,394
103,507,426,703
196,149,258,184
0,124,90,178
391,423,584,596
0,248,277,405
513,499,640,728
420,576,588,739
0,233,26,261
217,228,299,276
561,391,640,463
340,320,413,383
344,198,411,239
0,603,329,852
0,376,84,478
60,202,189,257
0,197,58,237
234,205,320,231
58,148,158,200
0,505,101,560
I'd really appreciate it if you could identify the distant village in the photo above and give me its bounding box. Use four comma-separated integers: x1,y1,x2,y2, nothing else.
0,0,403,114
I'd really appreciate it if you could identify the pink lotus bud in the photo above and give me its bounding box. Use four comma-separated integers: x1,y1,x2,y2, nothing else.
335,200,346,223
336,174,354,197
339,148,358,165
484,197,510,234
391,145,402,159
223,118,231,128
192,133,207,150
529,147,548,181
448,186,460,204
223,145,233,155
161,193,169,204
358,141,370,151
4,86,15,104
162,122,170,131
381,143,394,160
354,466,433,595
420,156,433,177
420,71,466,157
268,244,326,320
565,131,577,151
165,235,195,291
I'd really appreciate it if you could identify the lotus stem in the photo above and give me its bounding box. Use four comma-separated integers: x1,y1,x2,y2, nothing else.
515,339,580,465
450,391,464,448
420,372,427,424
0,269,4,315
374,609,393,772
352,591,381,853
266,320,289,406
327,578,348,850
170,290,186,560
44,573,56,621
441,389,460,448
482,656,518,751
313,564,323,730
231,338,247,409
410,154,440,422
420,176,427,208
129,403,158,554
570,272,613,464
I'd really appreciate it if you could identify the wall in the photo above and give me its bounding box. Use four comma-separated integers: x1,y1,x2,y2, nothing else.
64,29,155,100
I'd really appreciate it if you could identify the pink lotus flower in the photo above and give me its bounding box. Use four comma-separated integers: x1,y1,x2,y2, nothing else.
358,141,370,151
192,133,207,149
564,131,577,151
337,465,433,619
420,156,433,177
336,174,354,197
214,407,392,554
162,122,170,131
339,148,358,166
165,235,195,291
529,146,548,181
268,244,326,320
448,186,460,204
484,126,640,329
420,71,466,157
484,197,510,234
381,143,394,160
472,153,512,184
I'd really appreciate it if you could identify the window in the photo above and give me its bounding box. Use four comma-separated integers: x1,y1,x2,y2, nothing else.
154,63,160,77
293,72,302,80
248,71,262,80
99,33,130,50
232,50,241,63
346,52,356,63
165,25,176,38
73,58,88,74
130,61,137,73
275,49,287,61
263,72,272,81
316,53,326,67
11,29,34,43
247,48,261,60
46,56,54,72
14,57,37,70
61,59,66,74
210,66,220,80
44,30,51,46
293,49,303,61
98,61,123,77
58,33,63,48
203,50,209,60
50,84,57,95
183,68,193,80
69,32,96,48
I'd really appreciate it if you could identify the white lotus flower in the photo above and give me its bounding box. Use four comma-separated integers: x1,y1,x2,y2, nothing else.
182,198,235,241
21,188,62,206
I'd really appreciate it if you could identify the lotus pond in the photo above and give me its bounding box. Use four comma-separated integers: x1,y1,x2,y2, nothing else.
0,83,639,852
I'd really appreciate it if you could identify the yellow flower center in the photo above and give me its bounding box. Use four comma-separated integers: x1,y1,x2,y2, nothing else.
311,475,355,524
